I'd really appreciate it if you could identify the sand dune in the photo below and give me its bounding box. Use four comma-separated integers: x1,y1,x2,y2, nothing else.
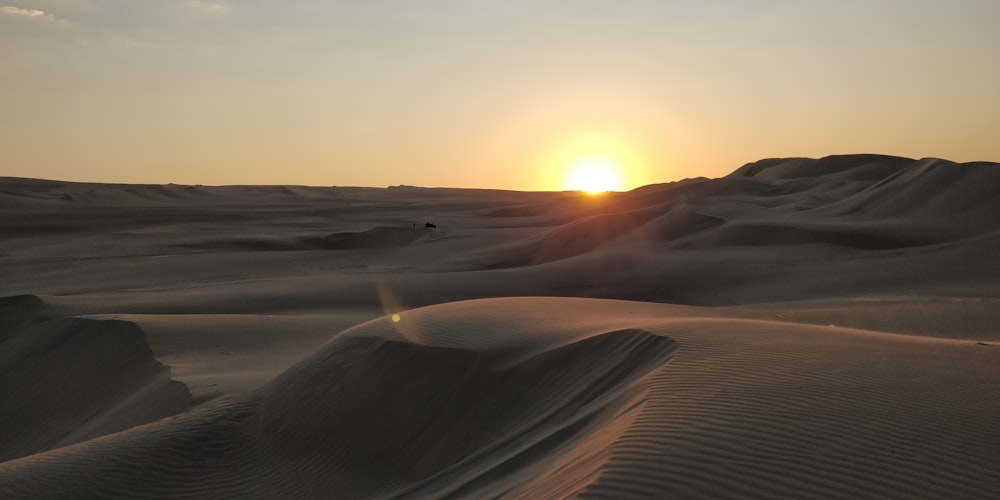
0,296,189,464
1,298,997,498
1,154,998,498
322,226,438,250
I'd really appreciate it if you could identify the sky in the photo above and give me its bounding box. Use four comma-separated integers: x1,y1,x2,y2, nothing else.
2,1,998,191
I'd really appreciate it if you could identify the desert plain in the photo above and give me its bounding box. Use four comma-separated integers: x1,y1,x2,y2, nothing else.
1,154,998,498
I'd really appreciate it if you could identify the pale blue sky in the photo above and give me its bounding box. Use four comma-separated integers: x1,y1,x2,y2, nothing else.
2,1,998,189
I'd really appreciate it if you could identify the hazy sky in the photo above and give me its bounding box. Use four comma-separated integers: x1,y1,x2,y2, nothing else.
2,1,998,190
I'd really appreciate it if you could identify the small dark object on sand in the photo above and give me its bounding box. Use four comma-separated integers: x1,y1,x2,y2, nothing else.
425,222,437,228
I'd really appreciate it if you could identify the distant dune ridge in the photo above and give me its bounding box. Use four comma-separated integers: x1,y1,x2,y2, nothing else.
1,154,999,498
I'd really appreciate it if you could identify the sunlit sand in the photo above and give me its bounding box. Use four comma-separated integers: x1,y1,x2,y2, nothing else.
1,154,999,498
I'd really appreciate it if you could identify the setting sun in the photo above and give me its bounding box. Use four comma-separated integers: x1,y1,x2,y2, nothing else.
565,155,626,194
540,132,649,192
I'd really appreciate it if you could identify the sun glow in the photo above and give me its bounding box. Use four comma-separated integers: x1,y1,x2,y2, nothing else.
540,132,649,192
565,155,626,194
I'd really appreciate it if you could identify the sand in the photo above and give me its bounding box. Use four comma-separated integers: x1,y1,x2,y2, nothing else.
0,154,998,498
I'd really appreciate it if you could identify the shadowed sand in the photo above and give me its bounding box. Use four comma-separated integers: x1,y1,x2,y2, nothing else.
1,155,998,498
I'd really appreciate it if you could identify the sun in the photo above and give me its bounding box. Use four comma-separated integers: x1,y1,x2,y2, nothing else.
564,155,626,194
